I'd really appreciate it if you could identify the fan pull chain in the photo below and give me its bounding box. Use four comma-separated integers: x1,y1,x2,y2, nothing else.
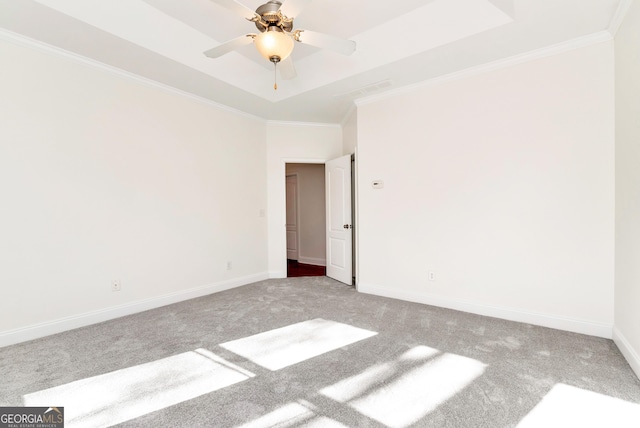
273,62,278,90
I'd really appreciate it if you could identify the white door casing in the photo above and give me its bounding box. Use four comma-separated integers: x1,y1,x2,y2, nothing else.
286,174,299,260
325,155,352,285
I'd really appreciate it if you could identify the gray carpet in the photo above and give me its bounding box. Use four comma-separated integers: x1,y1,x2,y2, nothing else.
1,277,639,427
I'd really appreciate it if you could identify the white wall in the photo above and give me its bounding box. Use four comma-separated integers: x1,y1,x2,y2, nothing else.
267,122,343,277
342,109,358,155
614,0,640,378
286,164,326,266
0,37,268,345
356,41,615,337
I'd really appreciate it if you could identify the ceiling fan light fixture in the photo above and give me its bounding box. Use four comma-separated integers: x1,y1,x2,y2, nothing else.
254,26,294,63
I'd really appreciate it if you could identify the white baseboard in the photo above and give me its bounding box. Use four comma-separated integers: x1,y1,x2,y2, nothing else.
298,257,326,267
269,270,286,279
358,283,613,339
0,272,269,348
613,327,640,380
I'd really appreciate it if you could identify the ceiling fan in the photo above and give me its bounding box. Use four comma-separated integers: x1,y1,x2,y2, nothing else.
203,0,356,89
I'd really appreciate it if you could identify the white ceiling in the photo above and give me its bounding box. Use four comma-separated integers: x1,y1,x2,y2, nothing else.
0,0,624,123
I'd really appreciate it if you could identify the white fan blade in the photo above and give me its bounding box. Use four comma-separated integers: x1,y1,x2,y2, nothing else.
209,0,256,20
279,57,297,80
279,0,312,18
204,35,254,58
296,30,356,56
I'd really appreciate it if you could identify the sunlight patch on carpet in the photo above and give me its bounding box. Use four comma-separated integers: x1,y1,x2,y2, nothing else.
320,346,441,404
220,318,378,370
320,345,486,428
517,383,640,428
23,349,254,427
237,400,349,428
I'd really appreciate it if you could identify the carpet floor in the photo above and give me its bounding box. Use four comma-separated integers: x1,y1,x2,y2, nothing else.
1,277,639,427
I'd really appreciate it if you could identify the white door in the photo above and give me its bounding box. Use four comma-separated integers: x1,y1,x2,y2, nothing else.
325,155,352,285
285,174,299,260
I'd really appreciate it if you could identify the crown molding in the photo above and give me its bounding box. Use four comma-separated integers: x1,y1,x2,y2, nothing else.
355,31,613,107
0,27,346,129
266,120,341,129
0,28,266,123
608,0,633,37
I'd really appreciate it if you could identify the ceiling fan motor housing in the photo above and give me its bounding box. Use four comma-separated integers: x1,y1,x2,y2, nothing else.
254,0,293,33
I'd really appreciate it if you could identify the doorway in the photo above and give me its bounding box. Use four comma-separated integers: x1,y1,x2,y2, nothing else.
285,163,327,278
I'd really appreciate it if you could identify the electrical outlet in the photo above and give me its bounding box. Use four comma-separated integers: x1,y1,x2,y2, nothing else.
428,271,436,282
112,280,121,292
226,261,232,271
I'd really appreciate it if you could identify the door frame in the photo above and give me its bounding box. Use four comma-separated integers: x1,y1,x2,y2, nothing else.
277,159,327,278
277,156,358,287
285,173,300,261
